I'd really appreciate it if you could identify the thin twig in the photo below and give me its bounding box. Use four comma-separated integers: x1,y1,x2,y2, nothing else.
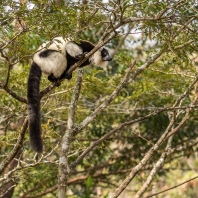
79,60,136,131
134,137,173,198
0,117,28,174
145,175,198,198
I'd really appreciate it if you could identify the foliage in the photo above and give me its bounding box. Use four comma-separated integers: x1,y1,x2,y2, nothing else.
0,0,198,198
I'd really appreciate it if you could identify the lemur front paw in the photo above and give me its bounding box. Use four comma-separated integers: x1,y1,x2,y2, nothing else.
65,73,72,80
75,52,88,60
55,81,61,87
48,74,57,82
48,75,61,87
75,54,84,60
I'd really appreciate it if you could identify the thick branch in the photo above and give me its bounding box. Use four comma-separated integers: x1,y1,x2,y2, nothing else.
58,69,84,198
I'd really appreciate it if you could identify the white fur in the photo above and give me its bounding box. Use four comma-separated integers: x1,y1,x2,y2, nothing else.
33,37,84,77
90,49,108,67
33,51,67,78
33,37,109,78
39,37,67,55
33,37,68,77
65,41,83,58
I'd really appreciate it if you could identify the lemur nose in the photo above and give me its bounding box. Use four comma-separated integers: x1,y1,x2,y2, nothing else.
103,55,112,61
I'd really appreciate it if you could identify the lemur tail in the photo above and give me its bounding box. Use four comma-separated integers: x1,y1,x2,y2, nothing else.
27,62,43,153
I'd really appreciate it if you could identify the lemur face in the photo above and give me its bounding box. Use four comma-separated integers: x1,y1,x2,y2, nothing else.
101,48,112,61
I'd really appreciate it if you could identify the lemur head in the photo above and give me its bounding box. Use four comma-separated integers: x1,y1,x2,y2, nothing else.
91,47,112,67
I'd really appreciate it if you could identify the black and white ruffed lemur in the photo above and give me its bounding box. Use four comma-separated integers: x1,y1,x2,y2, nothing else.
27,37,112,152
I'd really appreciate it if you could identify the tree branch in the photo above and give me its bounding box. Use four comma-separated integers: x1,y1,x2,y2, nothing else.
0,118,28,174
111,74,198,197
78,60,136,131
58,68,84,198
70,108,167,169
134,137,173,198
145,175,198,198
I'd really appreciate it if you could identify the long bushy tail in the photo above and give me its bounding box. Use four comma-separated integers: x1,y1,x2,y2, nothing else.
27,62,43,153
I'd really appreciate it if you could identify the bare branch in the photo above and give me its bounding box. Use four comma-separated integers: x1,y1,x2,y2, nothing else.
0,84,27,103
134,137,173,198
79,60,136,130
165,93,198,140
0,118,28,174
145,175,198,198
67,68,84,129
0,30,24,51
111,74,198,197
58,69,84,198
0,50,27,103
0,184,16,198
70,108,167,169
111,25,134,57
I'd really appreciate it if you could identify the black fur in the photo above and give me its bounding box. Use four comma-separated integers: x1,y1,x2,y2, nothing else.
47,41,95,82
39,49,58,58
27,62,43,153
28,39,112,152
101,48,112,61
59,40,95,79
